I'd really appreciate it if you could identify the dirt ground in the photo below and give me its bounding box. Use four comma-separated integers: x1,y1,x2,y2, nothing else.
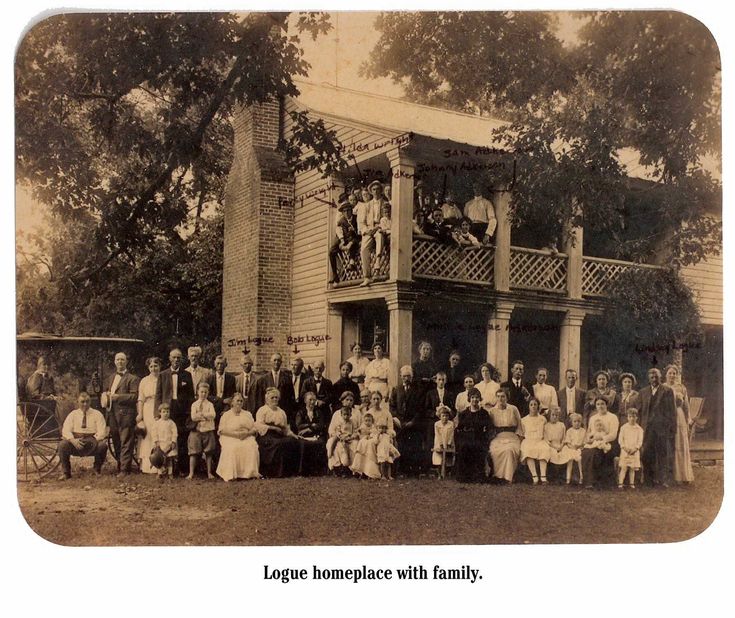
17,460,723,546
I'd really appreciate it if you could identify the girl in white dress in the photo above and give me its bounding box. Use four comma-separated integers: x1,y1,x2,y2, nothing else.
350,411,381,479
618,409,644,489
150,403,177,479
136,356,162,474
217,393,260,481
520,398,551,484
376,423,400,480
364,343,391,399
560,413,586,485
432,407,455,475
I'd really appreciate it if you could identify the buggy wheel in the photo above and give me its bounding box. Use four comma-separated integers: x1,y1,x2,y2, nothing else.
17,402,61,482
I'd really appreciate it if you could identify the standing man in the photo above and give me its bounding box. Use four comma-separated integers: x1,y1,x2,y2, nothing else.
638,367,678,488
425,371,455,419
501,360,533,417
57,392,109,480
26,356,57,400
251,352,295,418
328,195,360,284
157,348,195,475
290,357,310,409
390,366,429,475
186,345,212,393
464,181,497,244
102,352,140,476
558,369,586,425
304,359,332,419
356,180,383,287
206,354,236,419
235,353,256,411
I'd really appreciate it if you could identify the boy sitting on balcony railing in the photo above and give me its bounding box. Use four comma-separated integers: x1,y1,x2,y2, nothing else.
375,201,391,257
328,195,360,285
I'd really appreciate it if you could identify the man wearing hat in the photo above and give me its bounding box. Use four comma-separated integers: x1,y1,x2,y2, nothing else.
328,193,360,284
356,180,384,286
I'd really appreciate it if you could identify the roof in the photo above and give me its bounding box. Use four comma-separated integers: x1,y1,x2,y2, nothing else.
17,332,145,345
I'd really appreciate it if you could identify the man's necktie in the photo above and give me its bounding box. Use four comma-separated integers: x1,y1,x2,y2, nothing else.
81,409,87,429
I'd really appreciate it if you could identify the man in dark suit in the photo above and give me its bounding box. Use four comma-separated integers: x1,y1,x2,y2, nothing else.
250,352,295,420
102,352,140,476
391,365,430,475
156,348,195,474
425,371,455,419
444,350,466,395
290,357,311,410
235,353,256,412
557,369,586,425
638,367,677,487
303,359,333,421
500,360,533,416
207,354,236,419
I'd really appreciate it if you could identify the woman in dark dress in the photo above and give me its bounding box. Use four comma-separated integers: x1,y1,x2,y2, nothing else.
254,387,301,478
412,341,438,402
454,388,492,483
330,361,361,412
294,391,328,476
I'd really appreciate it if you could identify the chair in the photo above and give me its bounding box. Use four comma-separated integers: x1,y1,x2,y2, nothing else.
688,397,706,445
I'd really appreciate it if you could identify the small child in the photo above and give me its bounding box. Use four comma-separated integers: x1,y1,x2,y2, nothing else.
327,407,357,472
188,382,217,480
617,408,644,489
350,412,381,479
584,418,611,453
150,403,178,479
543,407,568,481
520,398,551,484
375,202,391,256
560,413,586,485
432,407,456,478
452,218,481,248
376,422,400,480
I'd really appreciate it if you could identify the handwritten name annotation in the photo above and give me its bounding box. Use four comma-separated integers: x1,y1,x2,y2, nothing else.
227,334,331,348
264,564,481,584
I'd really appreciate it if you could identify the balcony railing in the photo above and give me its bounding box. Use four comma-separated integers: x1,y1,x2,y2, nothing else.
330,235,663,298
509,246,567,294
581,256,664,297
412,235,494,286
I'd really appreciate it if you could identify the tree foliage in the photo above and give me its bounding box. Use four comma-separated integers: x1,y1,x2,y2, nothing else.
16,12,342,344
365,11,721,266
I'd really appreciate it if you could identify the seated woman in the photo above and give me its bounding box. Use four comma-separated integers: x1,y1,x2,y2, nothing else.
488,389,523,483
294,391,328,476
327,391,359,475
454,388,492,483
581,397,620,489
254,387,301,478
216,392,260,481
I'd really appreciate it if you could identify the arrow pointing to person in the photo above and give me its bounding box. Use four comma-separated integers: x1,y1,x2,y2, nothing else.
293,343,300,355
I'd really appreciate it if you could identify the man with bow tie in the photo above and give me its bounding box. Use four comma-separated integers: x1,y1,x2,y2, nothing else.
102,352,140,476
425,371,455,419
156,348,195,474
58,392,108,479
500,360,533,417
303,359,333,420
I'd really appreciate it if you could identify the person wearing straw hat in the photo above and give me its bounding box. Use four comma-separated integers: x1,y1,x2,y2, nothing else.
356,180,384,286
328,194,360,284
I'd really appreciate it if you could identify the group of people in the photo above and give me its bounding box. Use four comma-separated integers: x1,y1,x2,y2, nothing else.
328,179,497,286
44,340,694,489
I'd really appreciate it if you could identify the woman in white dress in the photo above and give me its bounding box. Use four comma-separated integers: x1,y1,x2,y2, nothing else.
664,364,694,483
454,374,476,417
532,367,558,412
345,342,370,386
217,392,260,481
364,343,391,399
488,389,523,483
136,357,162,473
476,363,501,411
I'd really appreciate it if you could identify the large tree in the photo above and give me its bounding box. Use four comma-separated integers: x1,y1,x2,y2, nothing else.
364,11,721,266
16,12,343,345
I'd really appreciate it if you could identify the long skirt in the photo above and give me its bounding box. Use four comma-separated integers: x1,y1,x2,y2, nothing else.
673,407,694,482
489,432,521,481
256,430,300,478
581,441,619,487
216,435,260,481
138,398,157,473
351,437,381,479
298,438,328,476
455,434,488,483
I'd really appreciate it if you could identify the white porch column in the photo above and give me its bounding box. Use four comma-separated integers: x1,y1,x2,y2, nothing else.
487,301,514,381
492,189,512,292
387,298,414,388
326,303,344,380
564,215,584,299
388,151,415,282
559,309,586,379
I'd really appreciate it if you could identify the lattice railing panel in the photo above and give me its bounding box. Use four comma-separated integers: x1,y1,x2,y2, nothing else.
412,237,494,285
335,249,389,285
509,247,567,292
581,258,658,296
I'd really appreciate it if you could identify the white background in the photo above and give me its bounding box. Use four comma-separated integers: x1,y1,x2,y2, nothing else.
3,2,731,616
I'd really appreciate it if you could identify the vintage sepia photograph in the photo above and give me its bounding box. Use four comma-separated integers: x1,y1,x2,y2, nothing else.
14,9,723,548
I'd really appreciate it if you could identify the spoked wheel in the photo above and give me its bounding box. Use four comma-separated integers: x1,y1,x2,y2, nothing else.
17,402,62,482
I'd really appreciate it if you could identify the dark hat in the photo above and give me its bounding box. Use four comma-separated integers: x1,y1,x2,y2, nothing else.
149,446,165,469
338,199,353,212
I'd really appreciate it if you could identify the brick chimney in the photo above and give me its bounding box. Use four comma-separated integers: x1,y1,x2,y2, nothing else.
222,98,295,370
